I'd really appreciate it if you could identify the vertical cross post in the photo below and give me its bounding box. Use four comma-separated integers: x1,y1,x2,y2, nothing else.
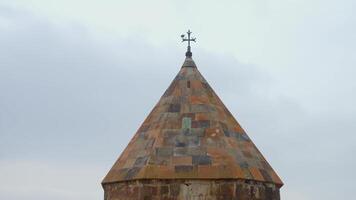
181,30,196,58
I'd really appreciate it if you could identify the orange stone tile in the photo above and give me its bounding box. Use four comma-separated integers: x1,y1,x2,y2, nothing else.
195,113,209,121
104,169,123,182
152,166,174,177
190,96,209,104
234,124,244,133
217,165,237,178
190,80,203,89
122,159,136,168
175,166,198,179
198,165,219,178
226,137,239,148
113,159,125,169
207,147,225,156
205,127,224,138
147,129,160,138
172,87,181,96
181,103,190,113
216,107,226,119
232,165,245,178
172,156,192,165
210,158,225,166
119,150,130,161
153,137,164,147
249,167,265,181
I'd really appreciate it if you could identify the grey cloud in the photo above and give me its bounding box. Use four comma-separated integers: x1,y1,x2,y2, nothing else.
0,5,355,200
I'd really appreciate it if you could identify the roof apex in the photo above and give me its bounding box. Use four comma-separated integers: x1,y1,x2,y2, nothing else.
182,56,196,68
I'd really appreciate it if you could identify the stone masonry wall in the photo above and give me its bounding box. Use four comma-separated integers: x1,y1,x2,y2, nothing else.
103,179,280,200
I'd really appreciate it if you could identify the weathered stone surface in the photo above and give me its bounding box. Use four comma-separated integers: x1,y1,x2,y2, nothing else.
102,58,283,186
102,57,283,199
103,179,280,200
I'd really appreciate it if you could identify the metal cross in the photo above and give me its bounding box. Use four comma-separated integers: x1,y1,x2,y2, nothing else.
181,29,196,57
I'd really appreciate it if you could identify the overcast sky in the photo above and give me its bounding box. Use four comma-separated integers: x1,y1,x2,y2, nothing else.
0,0,355,199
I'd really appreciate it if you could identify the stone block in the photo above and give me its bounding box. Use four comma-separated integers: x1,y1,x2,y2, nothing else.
103,179,281,200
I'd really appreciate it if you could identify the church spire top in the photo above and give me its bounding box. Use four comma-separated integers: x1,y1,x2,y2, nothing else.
181,29,196,58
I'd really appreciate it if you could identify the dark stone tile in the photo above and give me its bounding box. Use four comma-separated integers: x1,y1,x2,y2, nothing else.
191,104,213,113
219,122,228,131
182,128,191,136
236,133,250,142
202,82,211,90
156,147,173,157
173,147,187,156
148,155,171,165
175,74,185,80
145,138,155,149
181,113,195,119
185,147,207,156
139,125,150,132
242,168,254,179
260,169,273,182
239,161,249,169
192,120,210,128
192,155,212,165
134,156,148,167
175,141,186,147
174,165,193,173
223,130,231,137
187,136,200,147
242,150,253,158
138,131,147,139
191,128,205,137
124,167,141,180
168,104,181,112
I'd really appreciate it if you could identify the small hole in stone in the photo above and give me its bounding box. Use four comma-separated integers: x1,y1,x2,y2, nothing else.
187,81,191,88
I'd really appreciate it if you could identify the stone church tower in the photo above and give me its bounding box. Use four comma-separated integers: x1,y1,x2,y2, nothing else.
102,31,283,199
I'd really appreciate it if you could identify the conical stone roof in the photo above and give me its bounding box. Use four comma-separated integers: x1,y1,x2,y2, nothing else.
102,56,283,187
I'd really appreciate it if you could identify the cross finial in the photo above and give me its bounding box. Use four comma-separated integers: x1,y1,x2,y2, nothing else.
181,29,196,58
